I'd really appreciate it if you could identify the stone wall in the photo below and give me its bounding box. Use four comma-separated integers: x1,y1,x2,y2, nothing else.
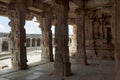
0,33,73,52
85,9,114,60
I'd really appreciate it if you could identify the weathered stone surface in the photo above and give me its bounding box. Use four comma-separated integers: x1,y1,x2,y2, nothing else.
38,7,54,62
75,8,87,65
115,0,120,80
0,62,8,69
0,0,116,79
0,41,2,52
84,8,114,60
8,1,28,70
54,2,71,76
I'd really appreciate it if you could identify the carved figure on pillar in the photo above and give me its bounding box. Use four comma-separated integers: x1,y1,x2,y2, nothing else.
75,8,88,65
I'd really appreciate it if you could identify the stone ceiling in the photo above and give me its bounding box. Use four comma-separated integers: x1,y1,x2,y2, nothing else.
0,0,113,20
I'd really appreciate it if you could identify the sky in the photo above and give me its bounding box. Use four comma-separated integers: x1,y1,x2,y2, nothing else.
0,16,73,35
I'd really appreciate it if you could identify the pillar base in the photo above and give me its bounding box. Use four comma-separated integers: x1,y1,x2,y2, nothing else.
12,64,28,70
76,58,88,65
116,62,120,80
41,57,50,62
54,62,72,77
50,59,54,62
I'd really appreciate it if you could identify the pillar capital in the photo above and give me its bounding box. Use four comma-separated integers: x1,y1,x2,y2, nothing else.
53,2,69,19
75,8,85,16
43,5,52,13
8,0,27,11
37,8,52,21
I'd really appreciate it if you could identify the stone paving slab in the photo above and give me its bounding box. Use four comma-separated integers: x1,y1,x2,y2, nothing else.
0,77,9,80
0,59,115,80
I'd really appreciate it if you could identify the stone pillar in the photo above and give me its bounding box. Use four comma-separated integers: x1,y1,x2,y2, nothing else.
8,35,11,51
70,25,77,55
52,37,55,47
54,4,71,76
75,8,87,65
115,0,120,80
8,1,28,70
30,38,32,47
111,1,115,45
38,8,54,62
35,39,37,47
8,40,11,51
0,39,2,52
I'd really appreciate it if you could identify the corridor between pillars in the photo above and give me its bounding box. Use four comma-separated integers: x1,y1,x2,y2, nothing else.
8,0,28,70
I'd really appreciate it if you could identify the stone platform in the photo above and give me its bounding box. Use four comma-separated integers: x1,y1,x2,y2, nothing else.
0,59,114,80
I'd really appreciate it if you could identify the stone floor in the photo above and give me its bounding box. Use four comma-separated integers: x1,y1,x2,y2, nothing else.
0,59,115,80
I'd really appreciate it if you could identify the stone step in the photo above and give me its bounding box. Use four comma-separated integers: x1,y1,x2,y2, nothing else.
0,63,8,69
0,56,11,60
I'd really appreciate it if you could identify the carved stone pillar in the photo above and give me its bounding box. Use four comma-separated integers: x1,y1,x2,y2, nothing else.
115,0,120,80
35,39,37,47
8,1,28,70
8,40,11,51
75,8,87,65
111,1,115,45
70,25,77,55
0,40,2,52
30,38,32,47
38,9,54,62
54,4,71,76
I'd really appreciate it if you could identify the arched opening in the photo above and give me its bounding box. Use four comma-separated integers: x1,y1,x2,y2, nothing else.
26,38,30,47
69,38,72,44
0,16,11,70
68,38,71,47
37,38,40,46
32,38,35,47
25,17,41,65
2,41,8,51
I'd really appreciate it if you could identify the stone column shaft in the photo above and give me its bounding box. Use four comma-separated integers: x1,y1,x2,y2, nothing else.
8,1,28,70
54,5,71,76
0,40,2,52
30,38,32,47
75,8,87,65
71,25,77,54
115,0,120,80
111,1,115,45
35,39,37,47
39,11,54,62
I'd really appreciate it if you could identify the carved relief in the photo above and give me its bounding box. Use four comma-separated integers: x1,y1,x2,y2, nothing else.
8,1,27,69
54,3,71,76
38,8,54,62
75,8,87,65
